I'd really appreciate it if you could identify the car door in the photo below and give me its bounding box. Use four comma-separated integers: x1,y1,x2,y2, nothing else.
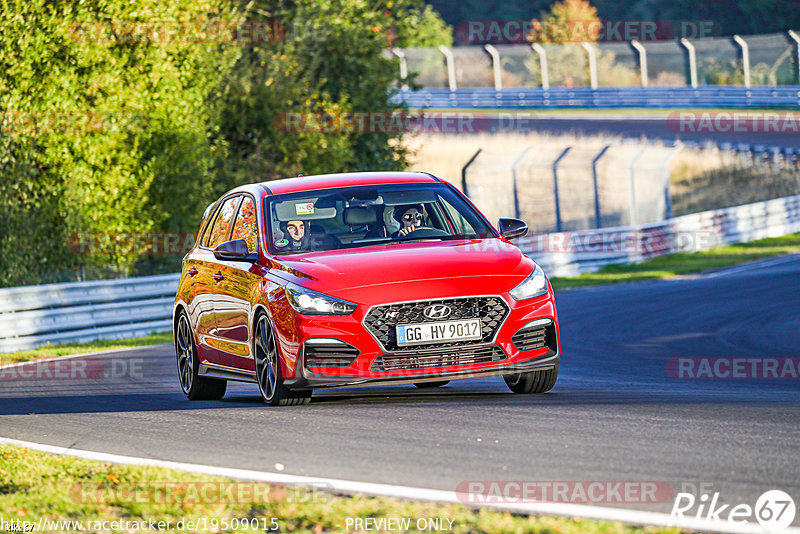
211,194,264,372
199,194,242,366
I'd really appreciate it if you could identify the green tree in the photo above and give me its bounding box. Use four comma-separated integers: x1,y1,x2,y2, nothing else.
0,0,240,285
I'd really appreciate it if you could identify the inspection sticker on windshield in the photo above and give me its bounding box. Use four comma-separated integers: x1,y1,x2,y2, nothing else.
397,319,481,346
295,202,315,215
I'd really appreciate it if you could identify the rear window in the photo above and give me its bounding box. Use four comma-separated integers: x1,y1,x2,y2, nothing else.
204,196,241,249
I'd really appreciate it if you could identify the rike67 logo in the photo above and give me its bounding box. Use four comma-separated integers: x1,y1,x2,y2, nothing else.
671,489,796,531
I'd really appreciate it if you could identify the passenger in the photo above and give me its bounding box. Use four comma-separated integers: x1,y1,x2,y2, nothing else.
391,204,424,238
279,219,340,252
280,220,309,250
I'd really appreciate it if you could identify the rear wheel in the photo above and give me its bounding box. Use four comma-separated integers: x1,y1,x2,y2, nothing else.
254,314,311,406
414,381,450,388
175,311,227,400
504,364,558,394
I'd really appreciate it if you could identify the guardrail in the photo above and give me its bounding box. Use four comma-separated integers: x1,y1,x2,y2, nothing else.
0,274,179,353
392,86,800,109
1,193,798,352
520,193,800,277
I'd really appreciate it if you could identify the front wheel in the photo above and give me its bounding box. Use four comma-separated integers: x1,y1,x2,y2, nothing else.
254,314,311,406
175,311,227,400
504,364,558,394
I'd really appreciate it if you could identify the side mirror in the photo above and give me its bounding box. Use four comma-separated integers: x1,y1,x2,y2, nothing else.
214,239,259,263
498,218,528,239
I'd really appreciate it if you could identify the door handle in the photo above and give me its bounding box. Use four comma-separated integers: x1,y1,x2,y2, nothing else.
213,271,224,282
187,267,199,277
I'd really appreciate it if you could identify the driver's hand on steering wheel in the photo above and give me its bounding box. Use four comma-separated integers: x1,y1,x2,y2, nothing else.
398,224,419,237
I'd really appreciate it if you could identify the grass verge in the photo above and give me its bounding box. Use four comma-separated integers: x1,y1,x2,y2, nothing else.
551,233,800,290
0,332,172,367
0,443,680,534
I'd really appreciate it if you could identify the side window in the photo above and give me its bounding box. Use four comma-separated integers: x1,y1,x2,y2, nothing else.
205,196,241,249
230,196,258,253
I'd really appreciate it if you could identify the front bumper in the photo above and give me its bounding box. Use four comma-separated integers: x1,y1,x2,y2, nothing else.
277,291,560,390
285,352,559,389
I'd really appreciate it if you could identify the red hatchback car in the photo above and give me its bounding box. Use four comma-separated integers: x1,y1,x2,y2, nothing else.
173,172,560,405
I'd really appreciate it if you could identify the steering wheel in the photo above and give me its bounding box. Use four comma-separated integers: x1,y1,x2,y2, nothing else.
396,227,450,240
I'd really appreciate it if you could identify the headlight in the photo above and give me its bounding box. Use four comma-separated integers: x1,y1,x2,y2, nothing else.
285,283,357,315
509,263,549,300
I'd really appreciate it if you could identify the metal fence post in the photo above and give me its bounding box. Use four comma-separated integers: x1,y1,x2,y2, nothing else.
552,147,571,232
439,45,457,91
732,35,751,88
789,31,800,84
663,144,683,220
628,147,647,225
511,147,532,219
392,48,408,90
531,43,550,90
461,148,482,198
631,40,648,88
680,38,698,88
591,146,611,228
582,43,598,89
484,44,503,91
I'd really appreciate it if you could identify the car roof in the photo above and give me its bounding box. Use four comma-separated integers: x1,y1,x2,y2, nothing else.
257,171,441,196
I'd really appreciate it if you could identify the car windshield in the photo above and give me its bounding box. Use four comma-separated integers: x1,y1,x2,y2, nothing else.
264,183,496,255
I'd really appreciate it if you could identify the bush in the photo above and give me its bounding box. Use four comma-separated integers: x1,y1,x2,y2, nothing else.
0,0,430,287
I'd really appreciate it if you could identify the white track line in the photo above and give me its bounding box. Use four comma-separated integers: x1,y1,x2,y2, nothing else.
0,344,171,371
703,253,800,278
1,437,796,534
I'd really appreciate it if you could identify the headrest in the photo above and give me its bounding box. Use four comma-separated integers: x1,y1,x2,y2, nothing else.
343,207,378,226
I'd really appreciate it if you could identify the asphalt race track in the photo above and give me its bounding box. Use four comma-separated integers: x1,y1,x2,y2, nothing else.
1,254,799,524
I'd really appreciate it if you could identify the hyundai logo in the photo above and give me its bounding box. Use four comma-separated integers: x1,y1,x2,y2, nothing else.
423,304,452,320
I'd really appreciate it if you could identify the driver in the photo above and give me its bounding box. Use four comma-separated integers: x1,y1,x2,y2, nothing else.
391,204,424,238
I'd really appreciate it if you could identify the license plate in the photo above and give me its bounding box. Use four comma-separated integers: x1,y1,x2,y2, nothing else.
396,319,482,346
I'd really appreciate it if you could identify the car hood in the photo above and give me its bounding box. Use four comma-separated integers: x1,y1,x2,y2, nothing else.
270,239,535,302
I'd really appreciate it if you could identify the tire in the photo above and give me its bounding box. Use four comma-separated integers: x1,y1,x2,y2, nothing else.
175,311,227,400
254,314,311,406
414,381,450,388
503,364,558,394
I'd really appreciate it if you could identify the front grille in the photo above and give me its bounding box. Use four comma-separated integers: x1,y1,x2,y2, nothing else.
304,339,360,368
372,346,506,372
511,322,557,353
363,297,510,352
